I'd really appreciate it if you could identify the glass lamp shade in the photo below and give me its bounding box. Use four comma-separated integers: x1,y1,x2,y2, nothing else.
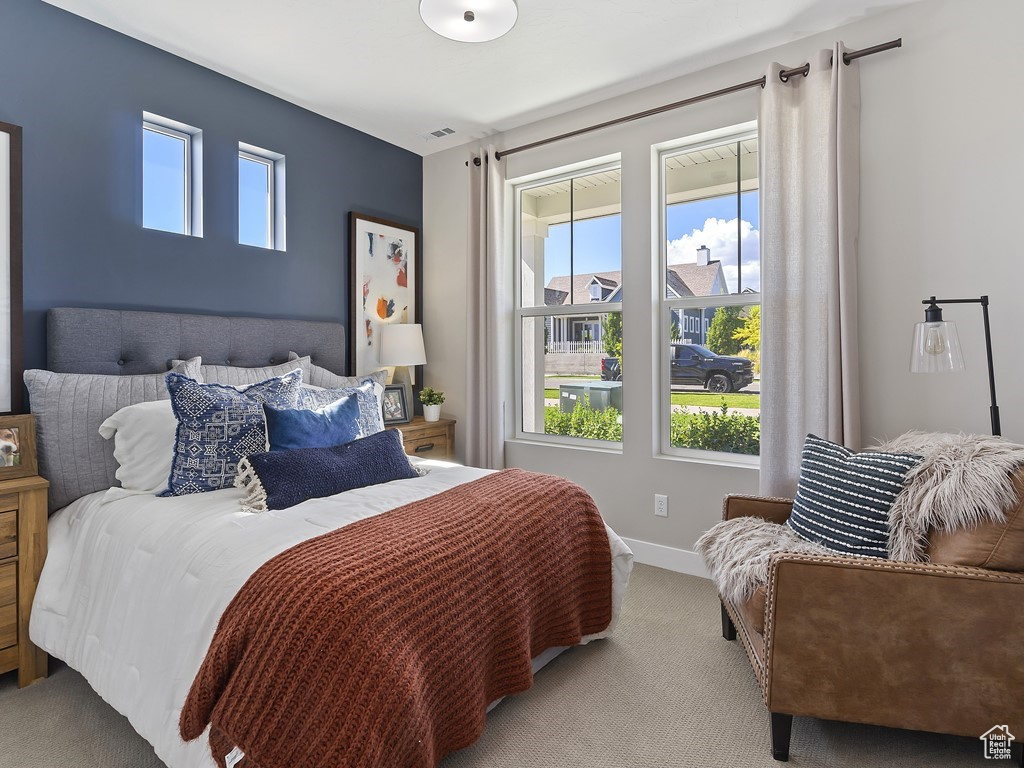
910,321,965,373
378,323,427,367
419,0,518,43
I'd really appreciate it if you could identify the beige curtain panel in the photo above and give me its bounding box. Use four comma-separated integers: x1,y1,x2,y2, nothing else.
464,146,508,469
759,43,863,497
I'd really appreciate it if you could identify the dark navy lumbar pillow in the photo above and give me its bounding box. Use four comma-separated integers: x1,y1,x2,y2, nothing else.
235,429,418,512
786,434,922,558
264,395,362,452
161,370,303,497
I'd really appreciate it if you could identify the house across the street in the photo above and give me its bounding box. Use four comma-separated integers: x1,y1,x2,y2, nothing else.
543,255,728,364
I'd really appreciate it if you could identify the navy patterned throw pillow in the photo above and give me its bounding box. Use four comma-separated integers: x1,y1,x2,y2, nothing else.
786,434,922,558
236,429,418,512
297,380,384,438
161,370,302,497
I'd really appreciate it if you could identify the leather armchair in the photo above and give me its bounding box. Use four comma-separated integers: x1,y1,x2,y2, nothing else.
719,494,1024,764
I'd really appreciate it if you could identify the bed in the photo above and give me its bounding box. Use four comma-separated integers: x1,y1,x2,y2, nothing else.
26,308,633,768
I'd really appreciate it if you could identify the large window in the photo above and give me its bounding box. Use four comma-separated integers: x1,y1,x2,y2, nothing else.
142,113,202,236
238,142,286,250
660,132,760,458
515,163,622,445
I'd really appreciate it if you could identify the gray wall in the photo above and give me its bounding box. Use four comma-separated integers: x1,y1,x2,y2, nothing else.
423,0,1024,562
0,0,422,371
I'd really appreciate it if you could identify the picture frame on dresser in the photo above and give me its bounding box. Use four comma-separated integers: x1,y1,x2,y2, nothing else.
348,212,422,383
0,121,24,415
0,414,37,480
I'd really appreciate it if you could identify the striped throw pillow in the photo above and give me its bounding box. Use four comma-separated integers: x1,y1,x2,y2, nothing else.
786,434,922,558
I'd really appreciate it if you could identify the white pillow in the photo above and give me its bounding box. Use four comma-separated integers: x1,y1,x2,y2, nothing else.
98,400,178,494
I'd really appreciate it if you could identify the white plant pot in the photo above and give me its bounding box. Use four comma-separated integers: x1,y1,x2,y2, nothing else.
423,404,442,422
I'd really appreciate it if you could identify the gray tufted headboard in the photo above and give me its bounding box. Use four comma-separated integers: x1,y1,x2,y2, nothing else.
47,307,347,375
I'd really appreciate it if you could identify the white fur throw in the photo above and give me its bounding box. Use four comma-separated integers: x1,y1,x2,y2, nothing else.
874,431,1024,562
698,432,1024,604
695,516,829,604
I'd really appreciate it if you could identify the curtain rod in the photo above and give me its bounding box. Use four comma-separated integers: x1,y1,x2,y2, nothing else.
469,37,901,164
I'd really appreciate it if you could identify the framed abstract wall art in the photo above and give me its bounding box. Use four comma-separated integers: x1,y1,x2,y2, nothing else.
0,122,23,415
348,212,421,378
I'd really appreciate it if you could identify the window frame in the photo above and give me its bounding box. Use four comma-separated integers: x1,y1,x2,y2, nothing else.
657,127,760,465
142,115,202,237
512,158,623,451
238,142,286,251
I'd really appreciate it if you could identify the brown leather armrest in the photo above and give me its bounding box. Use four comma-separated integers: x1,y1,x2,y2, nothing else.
762,553,1024,738
722,494,793,524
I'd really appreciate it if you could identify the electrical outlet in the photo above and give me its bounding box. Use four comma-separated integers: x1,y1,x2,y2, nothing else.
654,494,668,518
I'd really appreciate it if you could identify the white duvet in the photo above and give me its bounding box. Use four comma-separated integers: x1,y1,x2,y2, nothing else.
30,461,633,768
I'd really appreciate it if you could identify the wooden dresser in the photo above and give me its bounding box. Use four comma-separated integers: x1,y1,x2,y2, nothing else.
0,475,48,687
389,416,456,460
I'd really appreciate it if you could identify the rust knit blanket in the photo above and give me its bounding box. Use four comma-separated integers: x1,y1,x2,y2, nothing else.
179,469,613,768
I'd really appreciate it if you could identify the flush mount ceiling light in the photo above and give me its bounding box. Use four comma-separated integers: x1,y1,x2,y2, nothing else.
419,0,518,43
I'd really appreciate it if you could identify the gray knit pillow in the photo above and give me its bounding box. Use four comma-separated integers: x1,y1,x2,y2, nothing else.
174,357,312,387
287,351,387,389
25,358,201,512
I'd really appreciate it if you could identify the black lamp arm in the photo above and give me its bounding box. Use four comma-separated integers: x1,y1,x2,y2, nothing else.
919,295,1000,436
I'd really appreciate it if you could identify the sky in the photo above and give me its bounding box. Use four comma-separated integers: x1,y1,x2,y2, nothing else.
542,190,760,295
142,129,186,233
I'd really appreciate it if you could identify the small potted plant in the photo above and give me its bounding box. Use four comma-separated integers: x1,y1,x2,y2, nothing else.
419,387,445,422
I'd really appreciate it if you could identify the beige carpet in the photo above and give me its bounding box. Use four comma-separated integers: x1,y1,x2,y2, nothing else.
0,564,994,767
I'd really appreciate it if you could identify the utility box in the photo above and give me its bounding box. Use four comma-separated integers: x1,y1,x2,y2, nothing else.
559,382,623,413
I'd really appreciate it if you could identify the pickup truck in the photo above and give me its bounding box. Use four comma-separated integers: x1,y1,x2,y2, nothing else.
601,344,754,393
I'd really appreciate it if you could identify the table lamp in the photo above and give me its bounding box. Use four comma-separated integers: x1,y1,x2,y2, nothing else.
378,323,426,416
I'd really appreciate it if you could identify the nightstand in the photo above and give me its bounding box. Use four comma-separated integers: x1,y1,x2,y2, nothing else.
0,475,49,687
388,416,456,460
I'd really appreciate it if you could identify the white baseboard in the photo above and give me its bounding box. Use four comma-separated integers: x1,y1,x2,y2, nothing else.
620,537,710,580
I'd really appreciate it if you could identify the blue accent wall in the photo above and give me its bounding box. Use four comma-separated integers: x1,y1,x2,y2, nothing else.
0,0,423,370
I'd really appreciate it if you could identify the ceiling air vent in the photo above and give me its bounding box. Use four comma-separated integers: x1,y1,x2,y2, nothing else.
420,127,457,141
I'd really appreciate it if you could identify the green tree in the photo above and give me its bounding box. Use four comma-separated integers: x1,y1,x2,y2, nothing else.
732,305,761,374
601,311,623,361
705,306,743,355
732,305,760,352
670,319,682,341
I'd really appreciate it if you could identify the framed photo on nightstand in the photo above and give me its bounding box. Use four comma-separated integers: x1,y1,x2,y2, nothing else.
381,384,411,425
0,413,37,479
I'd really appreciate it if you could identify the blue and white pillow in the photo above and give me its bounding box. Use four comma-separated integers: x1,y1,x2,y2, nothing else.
161,370,303,497
297,380,384,438
787,434,922,558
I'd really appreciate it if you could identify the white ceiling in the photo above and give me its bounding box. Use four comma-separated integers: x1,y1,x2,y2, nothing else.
43,0,914,155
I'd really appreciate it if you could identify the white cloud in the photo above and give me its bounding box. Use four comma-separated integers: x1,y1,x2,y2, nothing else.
667,217,760,293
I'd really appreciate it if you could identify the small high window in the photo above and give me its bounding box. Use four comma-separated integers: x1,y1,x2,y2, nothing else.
142,113,202,236
238,143,286,250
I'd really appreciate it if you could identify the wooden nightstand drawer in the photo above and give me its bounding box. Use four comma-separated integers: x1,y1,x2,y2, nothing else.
388,416,456,461
0,561,15,650
405,433,450,460
0,509,15,560
0,603,15,650
0,562,14,606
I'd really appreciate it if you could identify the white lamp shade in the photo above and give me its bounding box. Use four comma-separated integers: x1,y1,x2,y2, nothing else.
910,321,965,373
378,324,427,366
419,0,518,43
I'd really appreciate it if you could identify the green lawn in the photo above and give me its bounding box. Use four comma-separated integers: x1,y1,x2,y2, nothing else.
543,388,759,409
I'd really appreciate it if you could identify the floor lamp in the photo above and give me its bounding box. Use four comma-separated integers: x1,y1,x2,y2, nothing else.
910,295,1001,436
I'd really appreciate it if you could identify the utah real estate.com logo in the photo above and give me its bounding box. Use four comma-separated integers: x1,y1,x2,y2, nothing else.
980,725,1016,760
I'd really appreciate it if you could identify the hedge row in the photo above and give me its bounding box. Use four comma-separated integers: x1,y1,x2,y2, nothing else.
544,400,759,455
